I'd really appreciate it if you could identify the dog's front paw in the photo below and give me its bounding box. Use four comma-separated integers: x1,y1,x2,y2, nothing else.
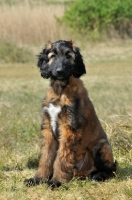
24,177,46,187
48,179,62,189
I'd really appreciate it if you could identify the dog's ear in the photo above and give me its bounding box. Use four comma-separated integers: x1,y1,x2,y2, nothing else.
73,47,86,78
37,48,48,68
37,42,51,79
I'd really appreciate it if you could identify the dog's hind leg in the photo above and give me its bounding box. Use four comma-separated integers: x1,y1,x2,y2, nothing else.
24,115,58,186
90,141,117,181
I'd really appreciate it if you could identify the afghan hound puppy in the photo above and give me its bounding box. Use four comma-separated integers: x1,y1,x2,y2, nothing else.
24,40,116,187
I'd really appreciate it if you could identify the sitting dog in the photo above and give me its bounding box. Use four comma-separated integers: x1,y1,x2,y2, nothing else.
24,40,116,187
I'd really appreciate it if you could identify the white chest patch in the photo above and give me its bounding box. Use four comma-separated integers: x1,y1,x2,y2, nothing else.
44,103,61,136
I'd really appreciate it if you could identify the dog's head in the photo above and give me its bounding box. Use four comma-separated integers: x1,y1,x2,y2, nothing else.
37,40,86,80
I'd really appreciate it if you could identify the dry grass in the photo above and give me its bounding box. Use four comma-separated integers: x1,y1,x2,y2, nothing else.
75,39,132,65
0,2,67,45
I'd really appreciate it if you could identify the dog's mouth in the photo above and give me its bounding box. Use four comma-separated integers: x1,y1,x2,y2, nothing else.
51,72,72,81
51,75,70,81
56,75,68,80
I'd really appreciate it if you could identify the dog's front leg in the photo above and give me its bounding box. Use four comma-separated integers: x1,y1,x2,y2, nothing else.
24,113,58,186
49,126,76,187
49,101,83,187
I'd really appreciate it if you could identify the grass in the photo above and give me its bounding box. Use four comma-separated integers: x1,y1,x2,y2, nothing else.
0,2,67,45
0,41,34,63
0,60,132,199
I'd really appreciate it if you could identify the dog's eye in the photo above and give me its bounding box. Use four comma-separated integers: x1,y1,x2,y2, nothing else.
65,54,71,59
50,54,55,59
65,51,75,60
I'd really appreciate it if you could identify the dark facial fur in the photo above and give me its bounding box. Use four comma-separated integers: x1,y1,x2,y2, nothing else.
37,40,86,80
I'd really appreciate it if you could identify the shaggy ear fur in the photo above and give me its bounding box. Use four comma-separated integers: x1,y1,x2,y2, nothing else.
73,47,86,78
37,48,48,68
37,46,50,79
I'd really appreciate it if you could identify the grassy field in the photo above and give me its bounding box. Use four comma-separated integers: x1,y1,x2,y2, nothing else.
0,59,132,199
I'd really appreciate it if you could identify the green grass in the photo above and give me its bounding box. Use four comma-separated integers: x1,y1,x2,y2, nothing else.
0,62,132,200
0,41,34,64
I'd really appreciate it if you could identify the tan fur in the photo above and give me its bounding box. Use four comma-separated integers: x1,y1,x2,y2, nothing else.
47,40,52,49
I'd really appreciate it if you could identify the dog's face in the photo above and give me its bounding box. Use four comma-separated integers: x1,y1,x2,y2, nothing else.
37,40,86,80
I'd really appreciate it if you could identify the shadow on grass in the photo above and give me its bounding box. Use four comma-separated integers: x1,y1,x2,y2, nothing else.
1,164,24,171
1,154,132,183
26,154,39,169
1,153,39,172
117,165,132,180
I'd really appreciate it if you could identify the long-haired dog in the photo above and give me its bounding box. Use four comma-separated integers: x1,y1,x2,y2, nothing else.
24,40,116,187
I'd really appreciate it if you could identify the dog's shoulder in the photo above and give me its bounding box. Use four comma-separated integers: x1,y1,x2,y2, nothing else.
43,86,60,106
66,77,88,98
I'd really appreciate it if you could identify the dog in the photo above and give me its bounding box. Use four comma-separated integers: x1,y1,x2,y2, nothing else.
24,40,116,187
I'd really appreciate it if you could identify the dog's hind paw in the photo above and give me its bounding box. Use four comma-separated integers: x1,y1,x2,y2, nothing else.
89,171,115,182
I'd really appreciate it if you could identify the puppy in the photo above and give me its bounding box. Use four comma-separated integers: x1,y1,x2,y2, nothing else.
24,40,116,187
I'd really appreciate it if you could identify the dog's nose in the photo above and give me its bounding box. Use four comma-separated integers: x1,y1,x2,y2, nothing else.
56,68,64,75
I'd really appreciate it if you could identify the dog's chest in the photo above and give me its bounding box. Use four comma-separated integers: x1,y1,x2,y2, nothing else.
44,103,61,136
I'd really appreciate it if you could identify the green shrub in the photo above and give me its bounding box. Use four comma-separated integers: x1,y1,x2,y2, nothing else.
62,0,132,39
0,41,34,63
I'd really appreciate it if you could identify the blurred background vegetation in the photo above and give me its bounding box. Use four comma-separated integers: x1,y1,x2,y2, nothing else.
0,0,132,63
62,0,132,39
